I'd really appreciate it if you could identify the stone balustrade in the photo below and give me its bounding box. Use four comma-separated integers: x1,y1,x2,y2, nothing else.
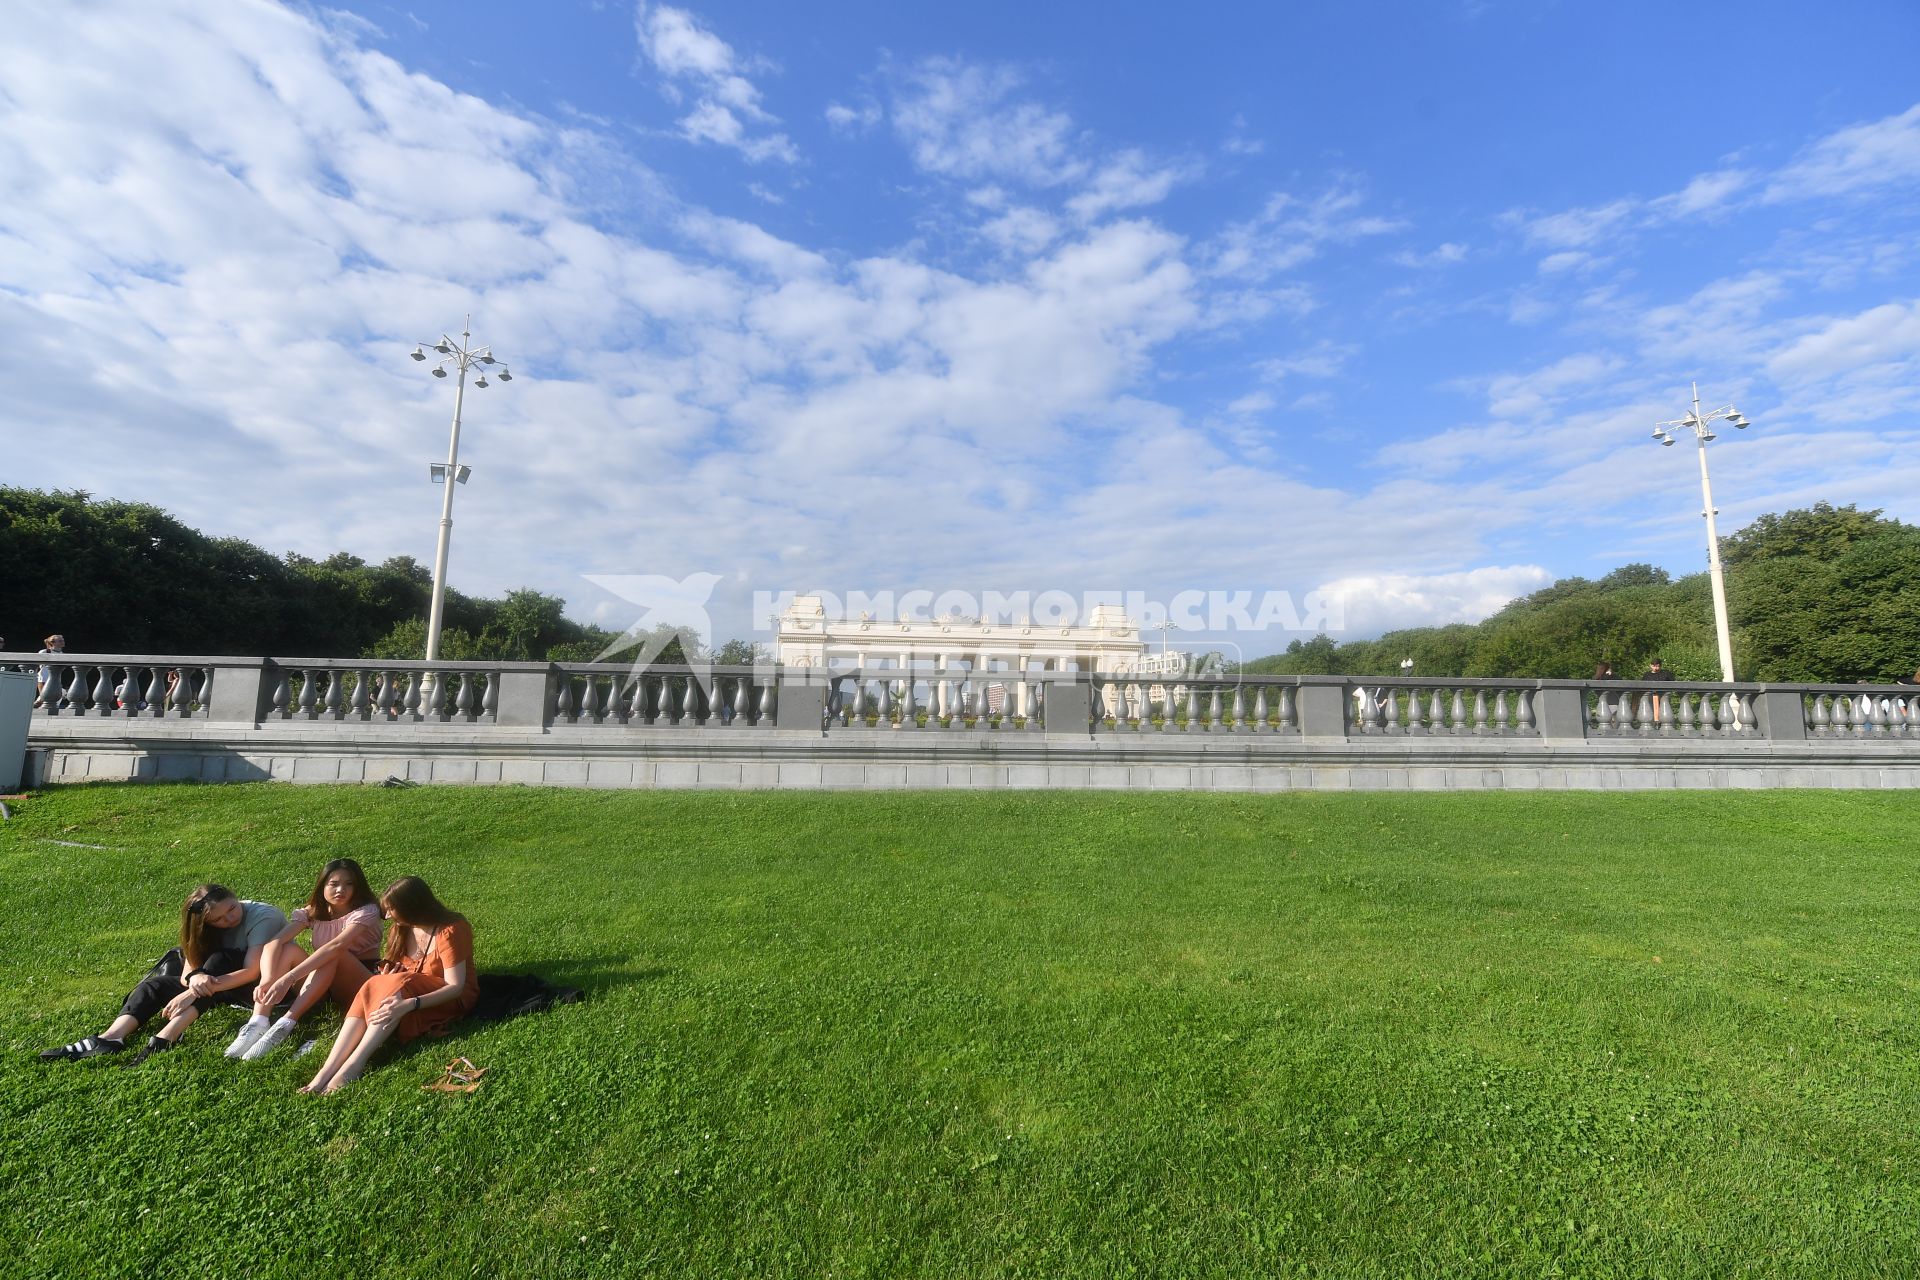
7,652,1918,791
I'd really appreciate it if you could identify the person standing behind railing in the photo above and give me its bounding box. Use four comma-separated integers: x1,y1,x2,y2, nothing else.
1641,657,1673,724
1592,662,1617,722
34,633,65,708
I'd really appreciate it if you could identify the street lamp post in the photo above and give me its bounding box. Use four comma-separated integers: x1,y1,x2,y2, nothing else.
410,317,512,665
1652,383,1751,682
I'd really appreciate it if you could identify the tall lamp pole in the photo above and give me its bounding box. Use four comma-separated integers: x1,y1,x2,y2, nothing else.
410,317,512,663
1652,383,1751,682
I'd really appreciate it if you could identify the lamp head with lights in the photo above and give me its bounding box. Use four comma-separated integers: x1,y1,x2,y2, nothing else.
428,463,473,485
410,347,426,362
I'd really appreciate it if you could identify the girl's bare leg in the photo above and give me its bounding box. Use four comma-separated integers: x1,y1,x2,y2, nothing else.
283,958,338,1023
302,1017,366,1094
101,1014,140,1042
320,1019,400,1094
251,940,308,1016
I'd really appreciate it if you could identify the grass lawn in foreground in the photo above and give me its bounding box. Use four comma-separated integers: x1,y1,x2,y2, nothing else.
3,784,1918,1278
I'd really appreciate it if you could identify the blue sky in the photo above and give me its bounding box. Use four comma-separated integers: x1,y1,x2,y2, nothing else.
4,1,1917,654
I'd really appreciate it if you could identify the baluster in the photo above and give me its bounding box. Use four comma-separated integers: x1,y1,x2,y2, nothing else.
483,671,500,722
134,667,157,718
1807,694,1827,737
1447,688,1465,735
852,677,868,726
1517,690,1535,734
682,676,701,725
624,674,646,723
1831,694,1852,735
1278,686,1296,731
1471,689,1488,734
1861,695,1880,735
318,669,340,719
552,672,573,723
1656,689,1676,733
374,672,396,719
574,671,598,723
878,676,894,727
901,675,919,730
1248,687,1267,735
297,668,319,718
1229,685,1246,733
1487,690,1506,735
1206,685,1222,731
734,674,751,725
345,669,368,720
1426,688,1445,734
1183,685,1198,733
89,666,113,717
757,679,775,727
455,670,477,719
172,667,196,715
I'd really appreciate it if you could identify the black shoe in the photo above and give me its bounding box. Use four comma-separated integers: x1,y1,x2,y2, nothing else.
39,1036,126,1061
123,1037,179,1067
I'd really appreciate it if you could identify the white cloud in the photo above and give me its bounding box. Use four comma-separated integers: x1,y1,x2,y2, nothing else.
824,100,881,132
1310,565,1555,635
890,58,1085,187
980,206,1060,255
1226,391,1274,415
1485,352,1619,419
1768,299,1920,381
1390,241,1467,269
1649,168,1751,218
634,3,797,164
1207,182,1404,281
1065,148,1196,222
1255,341,1355,382
1767,103,1920,201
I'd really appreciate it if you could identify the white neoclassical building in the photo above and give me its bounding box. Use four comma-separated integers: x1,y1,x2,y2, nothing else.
775,595,1182,716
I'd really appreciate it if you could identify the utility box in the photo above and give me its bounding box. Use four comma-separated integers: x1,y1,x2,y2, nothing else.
0,671,34,791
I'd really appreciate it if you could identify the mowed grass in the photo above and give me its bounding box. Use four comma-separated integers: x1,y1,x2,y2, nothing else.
3,785,1919,1278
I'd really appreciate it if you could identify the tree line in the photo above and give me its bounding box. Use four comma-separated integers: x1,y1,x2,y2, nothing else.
7,489,1913,681
1246,503,1920,683
0,488,762,665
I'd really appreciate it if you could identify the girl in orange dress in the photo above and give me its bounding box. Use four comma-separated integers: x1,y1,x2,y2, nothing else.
300,877,478,1095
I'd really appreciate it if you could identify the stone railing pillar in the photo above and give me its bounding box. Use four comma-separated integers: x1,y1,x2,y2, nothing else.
778,668,830,734
1296,680,1348,740
1753,688,1806,741
492,664,556,728
206,658,273,726
1534,684,1588,743
1044,678,1092,736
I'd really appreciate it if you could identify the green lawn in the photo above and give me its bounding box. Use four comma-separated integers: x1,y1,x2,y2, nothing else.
3,784,1918,1278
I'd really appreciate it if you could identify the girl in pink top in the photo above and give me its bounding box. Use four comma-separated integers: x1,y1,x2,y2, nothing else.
224,858,383,1062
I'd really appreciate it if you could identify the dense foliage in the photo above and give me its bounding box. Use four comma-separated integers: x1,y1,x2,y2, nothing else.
1248,503,1920,682
0,488,721,664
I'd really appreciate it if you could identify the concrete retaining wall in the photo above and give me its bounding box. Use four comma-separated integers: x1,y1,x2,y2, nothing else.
28,718,1920,792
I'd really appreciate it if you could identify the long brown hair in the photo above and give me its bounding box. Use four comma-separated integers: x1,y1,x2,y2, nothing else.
304,858,376,922
379,877,464,964
180,884,237,969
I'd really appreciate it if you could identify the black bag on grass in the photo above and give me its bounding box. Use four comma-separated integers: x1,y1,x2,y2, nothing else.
471,973,583,1024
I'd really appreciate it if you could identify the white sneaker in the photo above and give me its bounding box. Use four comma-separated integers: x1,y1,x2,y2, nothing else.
241,1020,297,1061
224,1020,268,1059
